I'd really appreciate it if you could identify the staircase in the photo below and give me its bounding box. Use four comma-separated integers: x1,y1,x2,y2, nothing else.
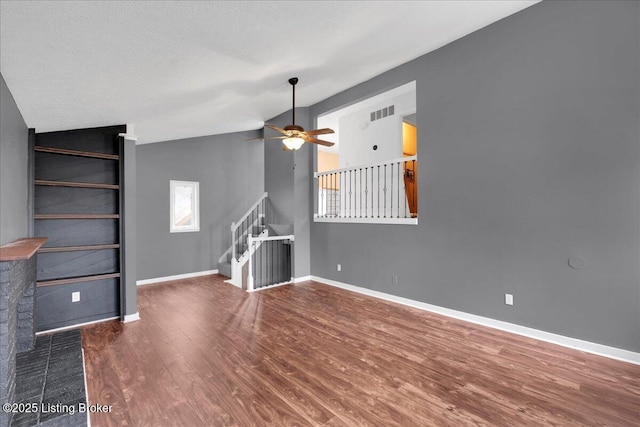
217,193,283,288
218,252,233,278
217,222,266,279
218,193,295,290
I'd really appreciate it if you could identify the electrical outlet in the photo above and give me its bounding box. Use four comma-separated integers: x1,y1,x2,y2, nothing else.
505,293,513,306
72,292,80,303
337,264,342,272
391,275,398,286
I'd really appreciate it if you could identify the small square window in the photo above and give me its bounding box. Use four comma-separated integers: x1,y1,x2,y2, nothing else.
170,180,200,233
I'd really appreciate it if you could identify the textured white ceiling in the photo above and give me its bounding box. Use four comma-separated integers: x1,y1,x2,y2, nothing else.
0,1,538,144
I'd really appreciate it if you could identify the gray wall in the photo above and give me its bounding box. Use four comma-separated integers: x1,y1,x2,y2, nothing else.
121,137,137,315
293,115,313,279
136,130,264,280
310,0,640,352
264,110,297,226
264,108,313,278
0,74,29,245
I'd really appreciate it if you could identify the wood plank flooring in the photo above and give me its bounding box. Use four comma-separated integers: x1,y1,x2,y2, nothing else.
82,275,640,426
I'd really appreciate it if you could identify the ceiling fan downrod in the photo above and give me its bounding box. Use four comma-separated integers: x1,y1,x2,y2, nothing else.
289,77,298,126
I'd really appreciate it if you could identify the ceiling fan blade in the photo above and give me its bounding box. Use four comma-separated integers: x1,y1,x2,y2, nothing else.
246,136,287,142
265,124,288,135
305,137,335,147
305,128,335,136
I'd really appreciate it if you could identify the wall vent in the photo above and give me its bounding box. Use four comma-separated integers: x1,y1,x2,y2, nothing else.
370,105,395,122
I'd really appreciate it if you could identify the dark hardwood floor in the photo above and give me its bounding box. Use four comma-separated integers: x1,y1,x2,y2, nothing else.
82,275,640,426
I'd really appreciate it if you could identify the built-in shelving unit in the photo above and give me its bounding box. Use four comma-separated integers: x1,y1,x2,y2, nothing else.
37,244,120,254
34,145,120,160
36,273,121,288
35,179,119,190
33,125,126,331
34,213,120,220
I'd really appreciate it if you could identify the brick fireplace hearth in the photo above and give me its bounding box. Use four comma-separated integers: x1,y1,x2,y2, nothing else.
0,238,46,427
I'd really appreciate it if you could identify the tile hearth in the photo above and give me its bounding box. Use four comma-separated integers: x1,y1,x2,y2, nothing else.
11,330,86,427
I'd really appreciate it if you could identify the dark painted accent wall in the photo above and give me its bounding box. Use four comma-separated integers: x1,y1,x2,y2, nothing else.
309,0,640,352
136,130,264,280
264,108,313,278
0,74,29,245
28,129,35,238
34,125,125,331
36,280,119,330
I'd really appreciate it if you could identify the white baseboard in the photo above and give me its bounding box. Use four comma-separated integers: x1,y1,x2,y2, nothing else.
293,275,311,283
309,276,640,366
136,269,219,286
82,347,92,427
123,312,140,323
36,316,120,336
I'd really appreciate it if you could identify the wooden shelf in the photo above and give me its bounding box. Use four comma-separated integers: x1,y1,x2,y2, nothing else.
37,272,120,287
38,244,120,253
0,238,48,261
35,145,119,160
33,127,124,330
35,214,119,220
35,179,119,190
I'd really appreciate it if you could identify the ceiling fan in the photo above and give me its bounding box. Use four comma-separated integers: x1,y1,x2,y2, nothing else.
250,77,335,150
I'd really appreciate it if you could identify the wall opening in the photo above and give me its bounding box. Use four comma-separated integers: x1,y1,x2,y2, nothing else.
314,81,418,224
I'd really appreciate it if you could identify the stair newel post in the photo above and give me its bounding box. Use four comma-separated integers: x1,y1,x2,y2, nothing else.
231,222,237,261
246,234,254,291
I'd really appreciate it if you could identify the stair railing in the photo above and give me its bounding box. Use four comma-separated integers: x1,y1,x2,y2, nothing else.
246,234,294,291
231,192,268,262
314,156,417,223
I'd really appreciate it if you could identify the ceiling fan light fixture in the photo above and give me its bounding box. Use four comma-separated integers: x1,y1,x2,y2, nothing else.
283,136,305,150
247,78,334,149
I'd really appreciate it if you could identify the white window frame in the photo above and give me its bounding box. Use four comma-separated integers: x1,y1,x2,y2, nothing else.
170,180,200,233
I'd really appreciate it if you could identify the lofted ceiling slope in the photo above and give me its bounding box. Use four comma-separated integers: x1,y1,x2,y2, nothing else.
0,1,538,144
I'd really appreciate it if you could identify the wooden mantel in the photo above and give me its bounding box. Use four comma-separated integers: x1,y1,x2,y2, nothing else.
0,238,48,261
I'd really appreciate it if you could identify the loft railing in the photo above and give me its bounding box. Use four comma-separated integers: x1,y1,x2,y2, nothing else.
314,155,417,224
231,192,269,262
246,234,294,291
